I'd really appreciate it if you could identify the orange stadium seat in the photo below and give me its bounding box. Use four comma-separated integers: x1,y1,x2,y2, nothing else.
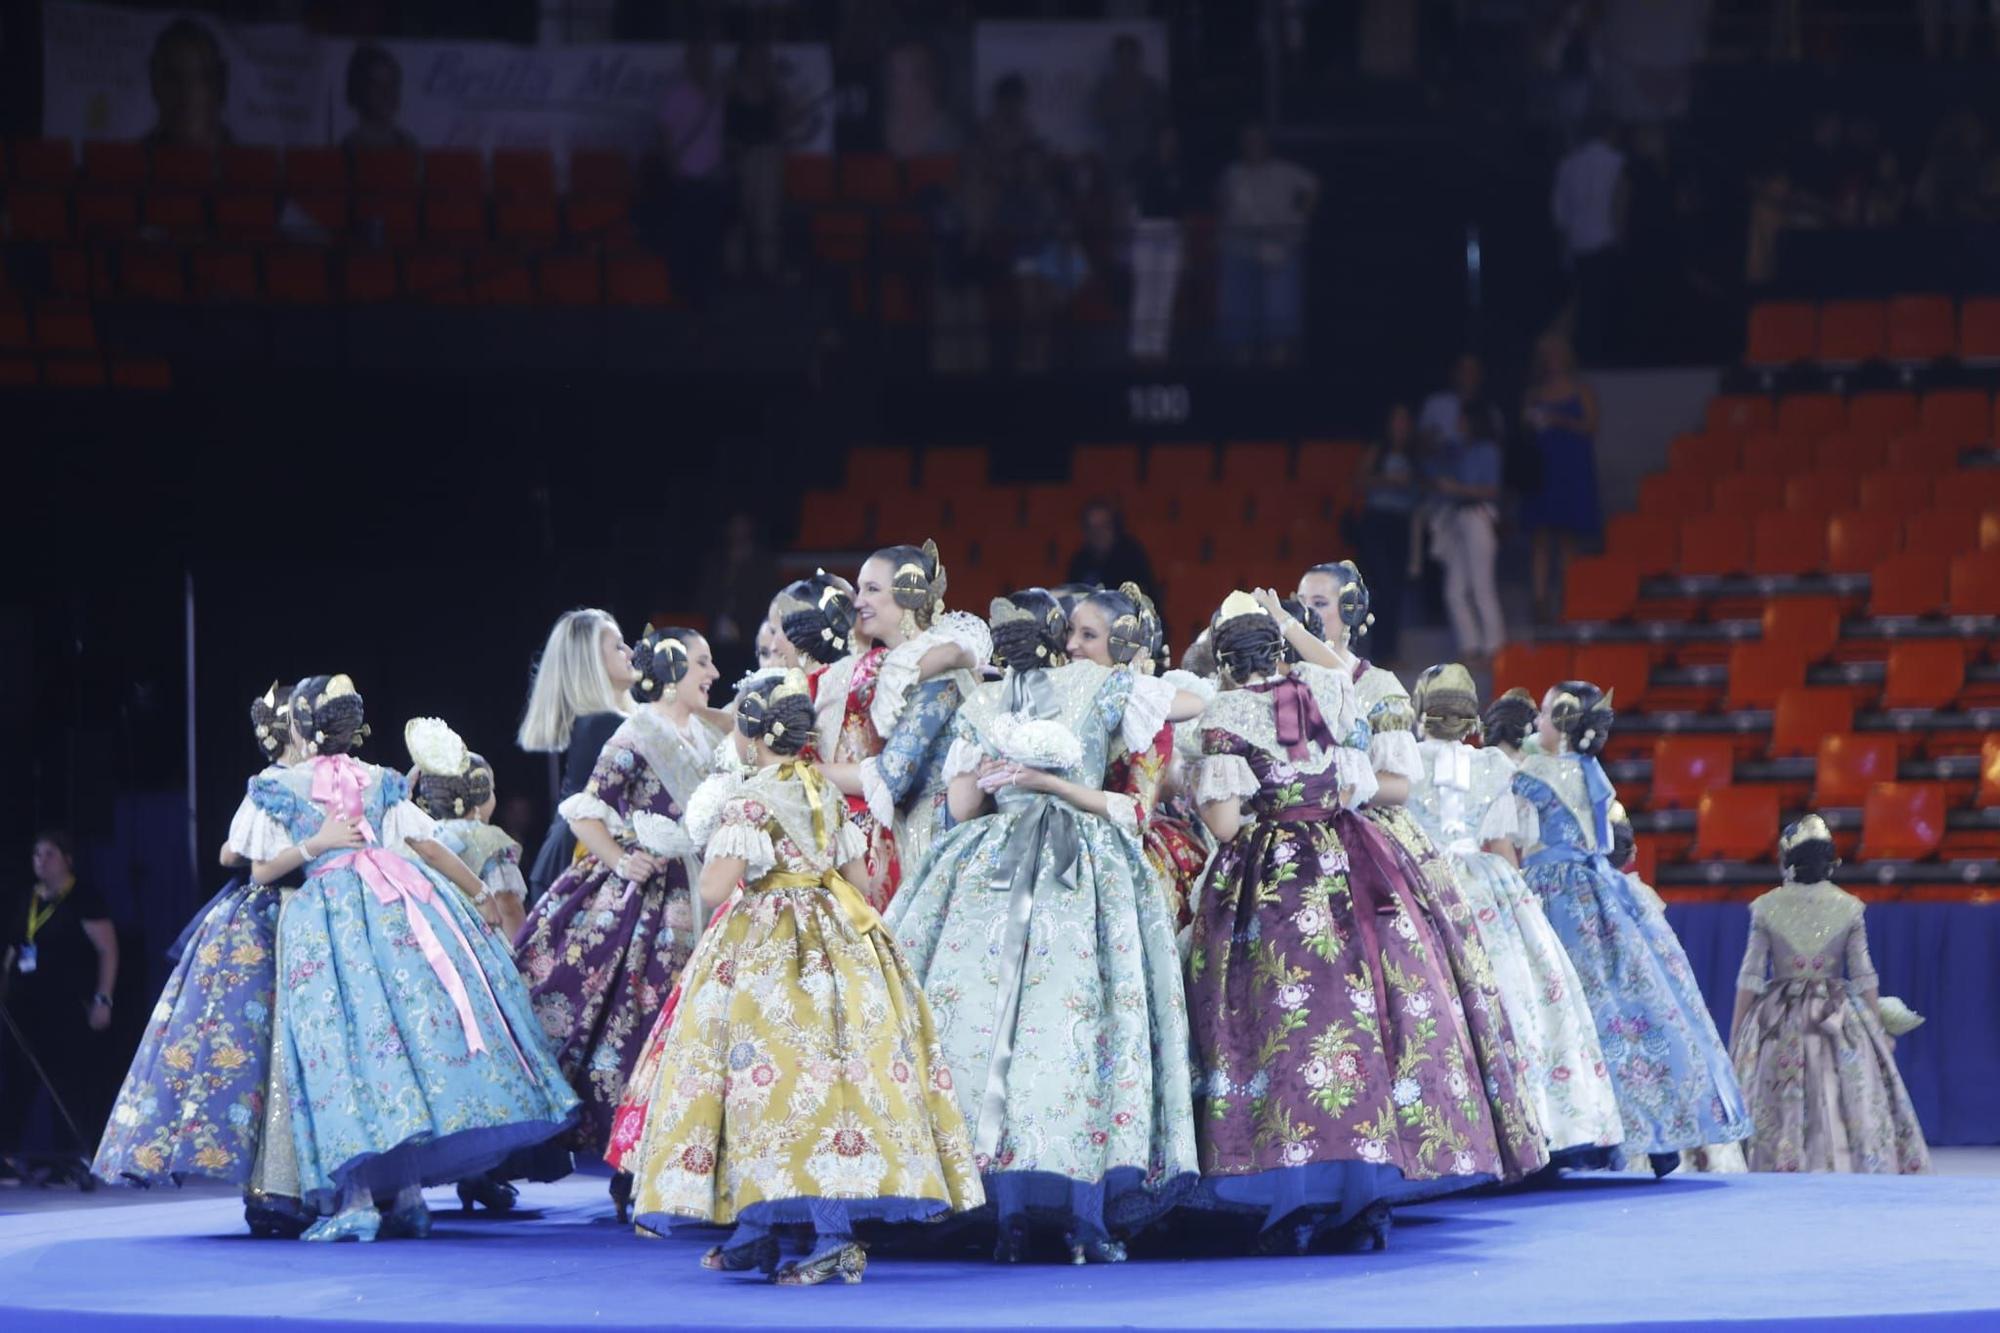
191,248,257,301
1493,642,1573,700
1573,643,1651,708
1148,442,1217,488
1563,556,1640,622
474,254,542,304
82,139,146,184
422,147,483,193
1923,389,1991,445
1071,443,1141,492
264,248,329,303
1640,472,1710,516
1935,470,2000,516
1771,686,1855,758
142,189,207,239
1763,596,1843,663
1979,734,2000,807
10,137,75,182
7,188,70,241
604,253,673,306
1867,551,1950,618
1726,640,1807,712
796,489,867,549
1963,297,2000,363
497,198,559,243
1859,469,1939,515
1814,733,1898,807
1888,433,1963,477
355,147,419,193
1747,303,1814,366
1693,785,1781,861
1740,431,1814,475
570,149,632,196
74,188,138,238
1221,440,1292,485
784,153,834,203
903,154,958,199
340,252,397,303
1881,641,1966,711
923,447,989,492
1812,430,1888,475
846,446,914,491
1751,510,1828,576
1785,472,1858,515
1849,390,1919,438
1827,510,1901,573
1816,300,1886,364
1858,783,1946,861
1902,509,1981,564
493,148,555,200
118,246,184,302
1652,737,1734,809
536,253,602,306
1777,392,1845,438
1887,294,1956,363
1668,431,1740,476
1948,551,2000,616
403,252,467,303
1712,473,1781,516
1706,393,1776,434
1678,513,1751,577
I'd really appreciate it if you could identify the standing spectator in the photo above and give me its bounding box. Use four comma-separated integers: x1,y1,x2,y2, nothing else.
1419,352,1487,451
696,511,780,682
1427,398,1507,667
994,145,1084,374
1065,498,1159,594
1522,332,1603,622
657,38,729,310
979,72,1041,179
1217,124,1319,366
1092,32,1167,187
1551,116,1627,364
922,152,992,374
1863,146,1909,228
0,832,117,1178
727,39,792,281
341,44,416,153
883,39,962,159
1346,404,1421,667
1126,125,1193,363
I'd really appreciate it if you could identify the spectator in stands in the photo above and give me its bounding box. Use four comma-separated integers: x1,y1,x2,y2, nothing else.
1345,404,1420,667
728,40,796,281
1418,352,1486,451
994,144,1085,373
142,18,231,151
1092,32,1167,187
883,38,962,159
342,44,416,153
1522,332,1602,622
1915,109,1988,223
1427,393,1507,667
979,73,1042,180
1127,124,1192,363
1789,110,1859,226
1863,146,1909,228
658,38,729,310
1551,116,1626,364
1066,499,1158,596
1217,123,1319,367
696,511,779,683
922,153,992,374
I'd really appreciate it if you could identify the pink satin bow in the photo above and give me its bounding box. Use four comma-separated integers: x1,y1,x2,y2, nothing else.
310,753,376,837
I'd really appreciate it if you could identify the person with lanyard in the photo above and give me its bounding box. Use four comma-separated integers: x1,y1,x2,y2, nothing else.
1,831,118,1180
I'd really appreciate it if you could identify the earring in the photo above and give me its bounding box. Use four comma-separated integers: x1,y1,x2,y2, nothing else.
898,607,920,641
663,684,679,704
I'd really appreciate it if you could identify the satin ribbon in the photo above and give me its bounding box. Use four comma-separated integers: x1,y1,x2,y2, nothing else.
972,786,1080,1161
763,868,881,935
1246,675,1335,761
309,753,375,832
1431,743,1475,842
1579,755,1617,855
777,759,831,850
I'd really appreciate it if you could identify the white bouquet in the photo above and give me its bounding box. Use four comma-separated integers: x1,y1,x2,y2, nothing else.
1876,995,1924,1037
631,811,693,861
987,711,1083,772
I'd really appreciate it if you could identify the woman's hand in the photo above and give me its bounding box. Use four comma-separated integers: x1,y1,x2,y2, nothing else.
1252,587,1289,622
87,995,112,1032
975,759,1018,793
304,816,367,858
615,849,660,882
1001,766,1062,795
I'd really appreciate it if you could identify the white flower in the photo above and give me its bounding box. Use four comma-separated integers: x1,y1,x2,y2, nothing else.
1354,1136,1391,1163
1280,1140,1314,1166
631,811,692,859
1292,904,1328,937
1446,1067,1470,1099
1392,1076,1423,1107
1245,1070,1271,1099
1452,1150,1477,1175
1404,991,1433,1019
1347,987,1375,1014
1317,848,1348,876
404,716,467,776
988,712,1083,770
1391,912,1418,941
1301,1058,1334,1089
1277,982,1311,1010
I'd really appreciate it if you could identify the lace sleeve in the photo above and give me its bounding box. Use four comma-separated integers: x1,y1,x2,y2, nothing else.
942,736,988,782
1196,755,1259,806
1736,901,1771,997
227,794,294,861
1118,672,1177,756
557,789,625,835
705,798,776,881
682,771,743,851
1369,728,1423,781
1477,788,1526,845
1844,906,1880,992
832,815,869,867
380,800,439,852
482,858,527,903
869,612,989,737
1333,747,1380,810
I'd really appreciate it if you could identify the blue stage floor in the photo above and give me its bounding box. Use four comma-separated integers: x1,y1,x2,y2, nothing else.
2,1171,1997,1331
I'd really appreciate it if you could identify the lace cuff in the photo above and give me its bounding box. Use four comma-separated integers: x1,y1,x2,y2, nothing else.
860,755,897,830
380,800,439,852
1196,755,1259,806
1477,790,1526,845
832,817,869,866
942,736,988,782
558,789,626,836
1370,729,1423,781
870,611,991,738
683,772,742,850
706,822,776,882
228,798,295,861
631,810,694,860
483,860,527,903
1104,792,1142,834
1121,673,1176,755
1333,748,1380,810
1161,669,1216,705
1735,968,1768,997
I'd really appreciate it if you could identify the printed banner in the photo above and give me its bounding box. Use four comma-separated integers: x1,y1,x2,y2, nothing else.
971,20,1169,157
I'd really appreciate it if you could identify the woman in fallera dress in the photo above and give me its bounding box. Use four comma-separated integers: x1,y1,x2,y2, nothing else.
513,627,722,1216
1185,593,1537,1259
1404,665,1623,1167
407,721,528,944
1509,682,1751,1175
886,589,1202,1263
625,669,983,1286
238,674,578,1240
815,540,989,908
1731,816,1930,1175
93,685,311,1237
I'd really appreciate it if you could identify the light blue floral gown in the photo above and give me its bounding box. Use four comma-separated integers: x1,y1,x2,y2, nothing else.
237,755,579,1210
884,659,1197,1246
1511,752,1752,1159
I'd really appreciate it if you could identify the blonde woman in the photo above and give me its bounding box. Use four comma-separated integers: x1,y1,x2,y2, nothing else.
518,609,639,900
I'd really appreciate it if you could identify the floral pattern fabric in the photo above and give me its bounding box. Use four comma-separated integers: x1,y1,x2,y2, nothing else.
1731,882,1930,1174
1513,755,1752,1157
251,760,578,1209
1107,721,1212,930
626,761,982,1230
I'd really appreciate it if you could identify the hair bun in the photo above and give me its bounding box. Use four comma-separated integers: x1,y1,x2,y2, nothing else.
291,673,368,755
633,627,696,703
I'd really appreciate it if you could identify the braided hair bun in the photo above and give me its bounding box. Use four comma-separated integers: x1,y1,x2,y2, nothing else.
774,571,857,666
1546,680,1615,757
414,751,496,821
1278,598,1325,665
871,538,948,629
1780,814,1839,884
734,669,815,757
292,674,369,755
1482,688,1537,749
632,627,697,703
1180,628,1217,679
1413,663,1482,742
1210,592,1283,683
250,682,292,763
1083,583,1165,674
989,588,1068,674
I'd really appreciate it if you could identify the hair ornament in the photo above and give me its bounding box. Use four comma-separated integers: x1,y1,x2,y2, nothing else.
405,717,470,777
1779,813,1834,854
1217,589,1268,621
321,673,356,704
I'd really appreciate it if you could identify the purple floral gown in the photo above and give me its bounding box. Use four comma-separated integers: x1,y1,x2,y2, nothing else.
514,710,716,1155
1186,662,1546,1236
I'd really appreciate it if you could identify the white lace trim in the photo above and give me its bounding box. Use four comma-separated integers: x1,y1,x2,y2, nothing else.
1195,754,1259,806
482,860,527,903
706,821,776,882
631,810,694,860
229,799,295,862
1104,791,1142,834
860,755,897,829
557,790,626,836
380,801,438,853
814,653,858,760
832,817,868,867
1477,787,1527,845
1161,669,1216,705
1370,728,1423,781
868,610,991,739
1334,748,1380,809
942,736,987,782
1121,672,1176,756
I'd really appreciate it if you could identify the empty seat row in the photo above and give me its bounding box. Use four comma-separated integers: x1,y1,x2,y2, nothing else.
1689,781,1966,864
1702,387,1994,446
1585,515,2000,591
1746,296,2000,368
3,189,634,247
3,138,631,196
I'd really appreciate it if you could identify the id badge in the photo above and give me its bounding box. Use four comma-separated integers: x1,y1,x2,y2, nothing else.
15,943,35,974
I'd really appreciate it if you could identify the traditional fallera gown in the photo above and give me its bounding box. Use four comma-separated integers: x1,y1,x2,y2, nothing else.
1408,736,1623,1161
1511,752,1752,1160
625,757,983,1233
1731,880,1931,1174
94,767,290,1188
813,613,989,908
1108,675,1214,930
1186,662,1542,1239
238,756,578,1209
514,709,715,1154
885,659,1197,1242
434,818,527,940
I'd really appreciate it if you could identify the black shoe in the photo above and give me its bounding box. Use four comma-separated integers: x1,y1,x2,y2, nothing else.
244,1195,313,1239
1648,1152,1682,1179
1329,1202,1392,1254
608,1171,633,1224
994,1218,1032,1263
456,1175,518,1214
1066,1233,1127,1265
